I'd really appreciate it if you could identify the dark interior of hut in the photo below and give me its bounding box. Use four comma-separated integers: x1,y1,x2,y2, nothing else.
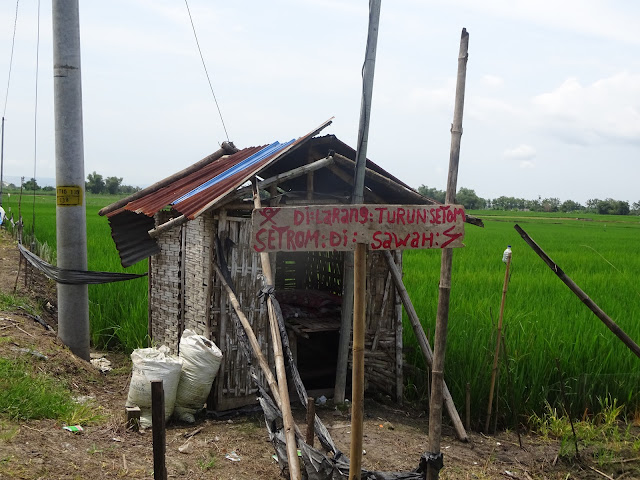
275,250,346,396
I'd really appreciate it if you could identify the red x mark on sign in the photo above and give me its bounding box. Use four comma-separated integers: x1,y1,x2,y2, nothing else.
258,208,280,226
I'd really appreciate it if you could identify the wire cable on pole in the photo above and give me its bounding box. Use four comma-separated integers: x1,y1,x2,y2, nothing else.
3,0,20,118
183,0,230,142
1,0,20,208
30,0,41,237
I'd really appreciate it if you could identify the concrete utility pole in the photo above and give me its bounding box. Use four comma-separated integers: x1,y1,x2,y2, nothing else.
52,0,90,361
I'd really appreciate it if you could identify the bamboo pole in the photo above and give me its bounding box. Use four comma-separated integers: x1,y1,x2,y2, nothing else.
349,242,367,479
213,263,282,408
252,182,301,480
515,224,640,359
427,28,469,480
382,250,468,441
485,249,511,432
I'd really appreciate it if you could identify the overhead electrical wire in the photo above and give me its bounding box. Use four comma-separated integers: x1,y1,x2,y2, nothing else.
1,0,20,208
3,0,20,118
184,0,231,143
30,0,41,237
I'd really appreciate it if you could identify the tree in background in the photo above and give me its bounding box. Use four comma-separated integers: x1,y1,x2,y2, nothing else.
560,200,584,213
456,187,486,209
105,176,123,194
541,197,560,212
86,172,105,194
417,185,445,203
23,178,39,190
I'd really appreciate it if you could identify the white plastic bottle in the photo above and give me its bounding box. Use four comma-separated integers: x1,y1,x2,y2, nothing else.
502,245,512,263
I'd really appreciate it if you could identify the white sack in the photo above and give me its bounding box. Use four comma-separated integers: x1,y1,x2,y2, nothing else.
125,345,183,428
173,329,223,423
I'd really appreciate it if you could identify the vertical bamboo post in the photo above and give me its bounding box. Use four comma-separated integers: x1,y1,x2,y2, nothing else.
151,381,167,480
252,182,301,480
485,250,511,432
349,242,367,480
427,28,469,480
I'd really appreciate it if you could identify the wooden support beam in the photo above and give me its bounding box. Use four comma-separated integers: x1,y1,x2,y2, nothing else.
333,153,427,204
219,155,335,207
326,164,386,204
382,250,468,441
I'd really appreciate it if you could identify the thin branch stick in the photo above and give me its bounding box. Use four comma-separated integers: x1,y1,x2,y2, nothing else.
485,251,511,432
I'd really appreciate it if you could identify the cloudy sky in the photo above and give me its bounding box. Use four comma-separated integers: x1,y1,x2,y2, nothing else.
1,0,639,205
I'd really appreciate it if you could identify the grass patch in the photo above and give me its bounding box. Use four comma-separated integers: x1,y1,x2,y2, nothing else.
0,357,103,425
0,291,39,315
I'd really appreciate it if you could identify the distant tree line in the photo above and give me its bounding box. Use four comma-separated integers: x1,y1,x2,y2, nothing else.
85,171,140,194
5,173,141,195
417,185,640,216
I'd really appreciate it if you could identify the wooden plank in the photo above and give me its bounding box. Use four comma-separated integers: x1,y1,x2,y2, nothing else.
251,204,466,253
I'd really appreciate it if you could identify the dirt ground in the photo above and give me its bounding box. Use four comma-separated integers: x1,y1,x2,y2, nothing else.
1,230,639,479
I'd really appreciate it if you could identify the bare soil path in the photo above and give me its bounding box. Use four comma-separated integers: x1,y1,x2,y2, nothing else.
0,229,637,479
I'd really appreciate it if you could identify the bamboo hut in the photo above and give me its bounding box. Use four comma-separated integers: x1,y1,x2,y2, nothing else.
101,120,439,410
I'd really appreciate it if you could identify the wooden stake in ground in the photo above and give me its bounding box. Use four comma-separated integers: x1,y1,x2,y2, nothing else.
427,28,469,480
252,182,301,480
151,381,167,480
485,247,511,433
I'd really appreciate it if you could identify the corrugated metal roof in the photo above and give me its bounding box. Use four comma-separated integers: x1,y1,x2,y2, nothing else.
106,119,333,266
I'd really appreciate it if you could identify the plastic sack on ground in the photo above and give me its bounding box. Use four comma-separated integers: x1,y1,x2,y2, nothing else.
173,329,223,423
125,345,183,428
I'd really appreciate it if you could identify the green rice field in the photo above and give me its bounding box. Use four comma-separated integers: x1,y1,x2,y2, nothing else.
2,192,149,351
3,192,640,424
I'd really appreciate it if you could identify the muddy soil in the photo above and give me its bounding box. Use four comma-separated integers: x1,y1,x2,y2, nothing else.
0,230,637,479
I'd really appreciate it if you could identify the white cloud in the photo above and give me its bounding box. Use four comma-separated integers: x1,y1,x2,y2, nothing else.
504,144,536,160
519,160,535,169
481,74,504,88
532,72,640,144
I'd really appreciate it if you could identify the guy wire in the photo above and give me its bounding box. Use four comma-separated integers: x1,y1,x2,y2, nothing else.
184,0,230,142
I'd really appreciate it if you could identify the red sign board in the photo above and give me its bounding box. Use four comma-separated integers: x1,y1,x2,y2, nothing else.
251,204,465,253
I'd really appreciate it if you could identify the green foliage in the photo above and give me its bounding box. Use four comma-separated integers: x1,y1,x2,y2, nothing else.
0,358,102,424
403,212,640,423
2,192,148,352
86,171,106,194
197,453,217,471
417,185,446,203
22,178,39,191
104,176,123,194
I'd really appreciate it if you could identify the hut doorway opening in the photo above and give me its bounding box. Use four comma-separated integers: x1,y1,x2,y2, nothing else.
274,250,345,397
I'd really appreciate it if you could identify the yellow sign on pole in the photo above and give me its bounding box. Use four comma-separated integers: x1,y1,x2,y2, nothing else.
56,186,83,206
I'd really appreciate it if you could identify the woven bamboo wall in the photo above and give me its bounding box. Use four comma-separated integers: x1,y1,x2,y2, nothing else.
182,213,214,338
149,209,404,409
149,211,182,351
211,213,271,410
